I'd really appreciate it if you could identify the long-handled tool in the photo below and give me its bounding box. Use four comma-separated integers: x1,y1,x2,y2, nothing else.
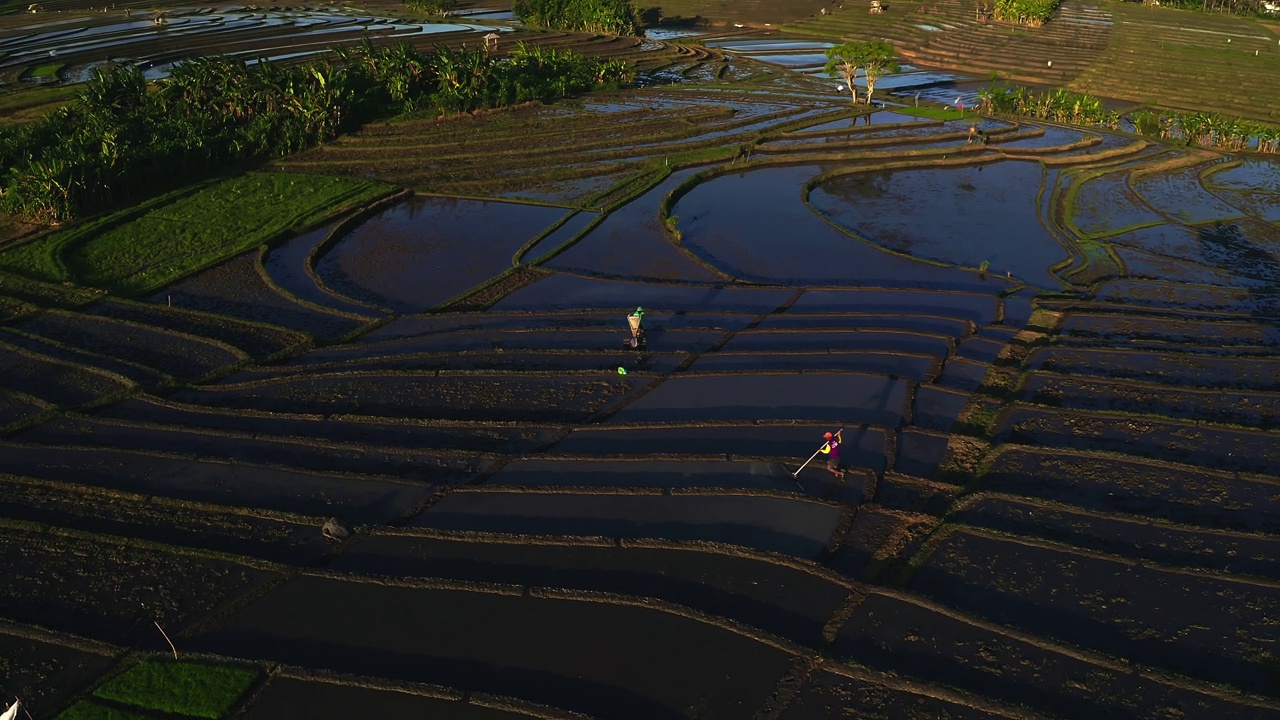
791,446,825,478
791,426,845,477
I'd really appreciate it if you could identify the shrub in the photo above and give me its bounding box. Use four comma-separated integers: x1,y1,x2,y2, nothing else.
0,44,633,223
513,0,640,35
992,0,1061,25
403,0,457,13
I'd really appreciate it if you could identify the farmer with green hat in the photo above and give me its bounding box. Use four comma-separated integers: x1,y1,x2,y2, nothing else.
626,306,646,349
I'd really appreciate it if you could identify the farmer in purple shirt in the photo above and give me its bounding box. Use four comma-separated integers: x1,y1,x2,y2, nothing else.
820,429,844,478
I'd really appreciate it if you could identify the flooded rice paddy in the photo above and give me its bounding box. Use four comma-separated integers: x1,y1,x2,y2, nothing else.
809,161,1067,287
0,7,505,82
3,35,1280,720
317,196,566,312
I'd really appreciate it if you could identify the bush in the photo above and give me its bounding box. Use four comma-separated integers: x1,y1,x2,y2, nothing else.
403,0,457,13
992,0,1061,25
513,0,640,35
0,43,633,223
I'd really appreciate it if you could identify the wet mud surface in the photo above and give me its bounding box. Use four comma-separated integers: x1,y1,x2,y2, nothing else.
191,576,797,720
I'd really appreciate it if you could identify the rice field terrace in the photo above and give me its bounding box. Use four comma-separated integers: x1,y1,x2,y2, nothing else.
1,0,1280,718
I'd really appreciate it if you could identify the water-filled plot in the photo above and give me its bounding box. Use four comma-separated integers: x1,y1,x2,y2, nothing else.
1106,223,1202,257
316,196,568,313
1203,159,1280,222
808,161,1067,287
796,110,929,134
1131,164,1246,225
544,170,722,281
1113,246,1266,287
1110,220,1280,285
1069,169,1164,236
1105,222,1274,284
673,165,997,289
993,124,1089,149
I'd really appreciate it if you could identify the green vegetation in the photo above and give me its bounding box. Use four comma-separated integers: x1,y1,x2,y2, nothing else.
24,62,63,81
980,82,1280,152
992,0,1062,26
1130,109,1280,152
92,661,259,719
513,0,639,35
0,42,632,224
824,40,898,105
55,700,152,720
403,0,458,14
980,83,1119,126
0,172,393,295
0,82,78,125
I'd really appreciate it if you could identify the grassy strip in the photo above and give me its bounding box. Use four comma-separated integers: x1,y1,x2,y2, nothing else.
0,172,395,296
55,700,152,720
0,182,215,283
511,209,582,266
0,82,77,124
92,661,260,719
23,61,63,80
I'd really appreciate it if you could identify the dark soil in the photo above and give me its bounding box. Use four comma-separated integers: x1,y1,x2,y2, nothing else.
243,676,543,720
190,576,797,720
331,535,852,646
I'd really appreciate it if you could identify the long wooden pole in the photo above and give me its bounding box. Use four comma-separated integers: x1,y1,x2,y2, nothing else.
154,621,178,660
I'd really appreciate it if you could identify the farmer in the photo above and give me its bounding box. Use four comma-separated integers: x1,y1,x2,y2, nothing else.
820,429,844,478
626,306,646,349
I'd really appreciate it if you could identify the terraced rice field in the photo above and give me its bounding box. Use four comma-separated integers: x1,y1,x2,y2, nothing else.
1,3,1280,718
780,0,1279,122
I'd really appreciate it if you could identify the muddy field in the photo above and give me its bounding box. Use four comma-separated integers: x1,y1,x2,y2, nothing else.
1,8,1280,719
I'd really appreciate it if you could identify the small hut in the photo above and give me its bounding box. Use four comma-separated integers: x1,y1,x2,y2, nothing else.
869,0,885,12
483,32,500,51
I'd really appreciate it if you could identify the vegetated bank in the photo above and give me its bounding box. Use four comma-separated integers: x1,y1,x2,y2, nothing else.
0,172,396,296
979,83,1280,152
513,0,640,35
0,41,632,224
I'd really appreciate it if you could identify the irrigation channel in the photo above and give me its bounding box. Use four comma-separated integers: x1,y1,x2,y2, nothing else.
2,8,1280,720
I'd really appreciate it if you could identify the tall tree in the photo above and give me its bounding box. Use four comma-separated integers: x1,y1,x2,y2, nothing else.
825,40,898,106
823,43,864,105
859,40,899,105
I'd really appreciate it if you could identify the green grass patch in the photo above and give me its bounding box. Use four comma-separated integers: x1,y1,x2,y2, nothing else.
0,172,395,296
0,82,77,123
92,661,259,719
890,107,975,121
55,700,154,720
23,61,63,80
